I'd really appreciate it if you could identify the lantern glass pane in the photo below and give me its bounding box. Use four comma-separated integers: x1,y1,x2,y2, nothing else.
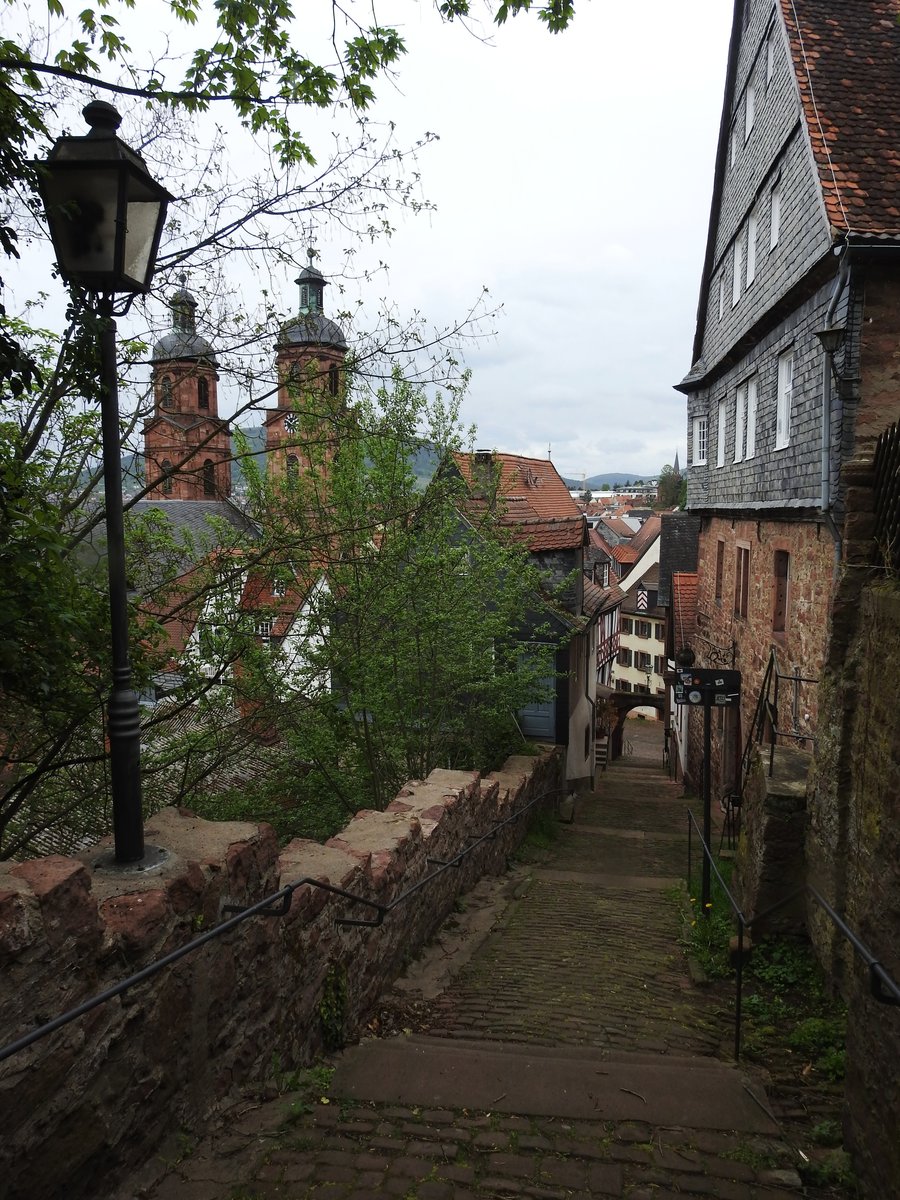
40,166,121,281
123,200,162,288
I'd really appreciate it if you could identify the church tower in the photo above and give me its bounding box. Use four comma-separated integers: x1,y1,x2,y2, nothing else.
265,255,348,479
145,283,231,500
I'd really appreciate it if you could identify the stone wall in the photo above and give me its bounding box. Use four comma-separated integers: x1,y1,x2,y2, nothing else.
808,584,900,1195
687,513,833,801
0,750,563,1200
734,743,811,934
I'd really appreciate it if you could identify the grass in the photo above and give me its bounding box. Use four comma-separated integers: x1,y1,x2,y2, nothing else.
674,858,737,980
669,864,856,1194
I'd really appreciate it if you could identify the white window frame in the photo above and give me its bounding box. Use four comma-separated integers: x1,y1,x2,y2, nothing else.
746,211,757,286
745,376,758,459
732,235,743,307
734,382,746,463
730,125,738,171
745,83,755,140
776,350,794,450
255,616,276,643
718,275,725,320
692,415,708,466
770,184,782,250
716,398,727,468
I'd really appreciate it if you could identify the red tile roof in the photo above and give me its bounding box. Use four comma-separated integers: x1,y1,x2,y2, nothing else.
781,0,900,238
627,514,662,558
453,452,585,551
600,516,635,539
671,572,699,654
588,526,614,555
610,542,637,565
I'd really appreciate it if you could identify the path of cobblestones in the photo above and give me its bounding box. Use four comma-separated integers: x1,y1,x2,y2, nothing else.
124,730,827,1200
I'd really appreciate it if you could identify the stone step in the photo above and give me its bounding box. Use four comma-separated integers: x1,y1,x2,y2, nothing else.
331,1034,780,1134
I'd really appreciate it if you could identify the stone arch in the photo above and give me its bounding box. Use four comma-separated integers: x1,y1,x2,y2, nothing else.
607,691,665,761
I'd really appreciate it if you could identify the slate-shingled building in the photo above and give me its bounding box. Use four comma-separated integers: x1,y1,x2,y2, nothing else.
676,3,900,1190
675,0,900,798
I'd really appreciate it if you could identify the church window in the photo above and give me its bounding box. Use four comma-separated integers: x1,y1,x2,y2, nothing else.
161,376,174,408
328,363,340,397
203,459,216,496
161,459,173,494
300,284,309,309
287,454,300,478
198,377,209,409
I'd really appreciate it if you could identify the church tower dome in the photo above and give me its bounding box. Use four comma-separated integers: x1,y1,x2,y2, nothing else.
267,253,348,477
145,280,232,500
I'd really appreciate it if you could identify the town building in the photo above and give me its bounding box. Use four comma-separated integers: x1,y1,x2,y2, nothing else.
672,2,900,1189
452,451,611,788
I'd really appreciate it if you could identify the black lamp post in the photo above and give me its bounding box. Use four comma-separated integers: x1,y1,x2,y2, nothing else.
36,101,172,864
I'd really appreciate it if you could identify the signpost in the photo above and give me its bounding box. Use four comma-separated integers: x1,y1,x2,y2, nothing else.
674,669,740,915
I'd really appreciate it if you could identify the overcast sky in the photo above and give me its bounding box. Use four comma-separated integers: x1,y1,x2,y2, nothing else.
11,0,733,482
330,0,734,480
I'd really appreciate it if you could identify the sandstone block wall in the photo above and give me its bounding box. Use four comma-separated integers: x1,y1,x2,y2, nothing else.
0,750,563,1200
735,744,811,933
809,584,900,1195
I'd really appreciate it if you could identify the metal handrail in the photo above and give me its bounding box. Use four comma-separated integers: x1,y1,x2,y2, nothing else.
738,648,819,797
686,808,900,1062
0,783,565,1065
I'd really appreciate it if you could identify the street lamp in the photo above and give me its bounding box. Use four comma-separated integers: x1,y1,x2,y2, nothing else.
36,100,172,864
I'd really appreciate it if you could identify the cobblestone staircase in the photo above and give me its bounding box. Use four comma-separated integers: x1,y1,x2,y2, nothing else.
125,736,827,1200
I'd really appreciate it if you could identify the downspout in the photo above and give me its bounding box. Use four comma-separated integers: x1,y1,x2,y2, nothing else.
819,245,851,570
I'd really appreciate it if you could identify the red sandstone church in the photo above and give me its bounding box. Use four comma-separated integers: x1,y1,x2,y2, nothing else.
132,259,346,695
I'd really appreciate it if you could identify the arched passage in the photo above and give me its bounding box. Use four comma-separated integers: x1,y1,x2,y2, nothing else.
602,691,665,762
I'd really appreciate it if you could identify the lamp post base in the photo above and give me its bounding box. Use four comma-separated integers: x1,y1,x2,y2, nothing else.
89,845,170,874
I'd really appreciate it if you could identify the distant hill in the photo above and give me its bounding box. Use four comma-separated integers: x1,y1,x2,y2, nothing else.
562,472,656,490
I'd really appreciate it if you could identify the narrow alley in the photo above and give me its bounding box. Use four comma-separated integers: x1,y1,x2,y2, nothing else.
123,724,825,1200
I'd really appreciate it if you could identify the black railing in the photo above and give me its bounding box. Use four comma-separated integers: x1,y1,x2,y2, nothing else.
874,420,900,573
0,783,564,1066
687,809,900,1062
738,647,817,801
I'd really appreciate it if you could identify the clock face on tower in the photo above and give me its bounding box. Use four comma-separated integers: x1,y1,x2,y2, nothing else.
284,411,299,432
